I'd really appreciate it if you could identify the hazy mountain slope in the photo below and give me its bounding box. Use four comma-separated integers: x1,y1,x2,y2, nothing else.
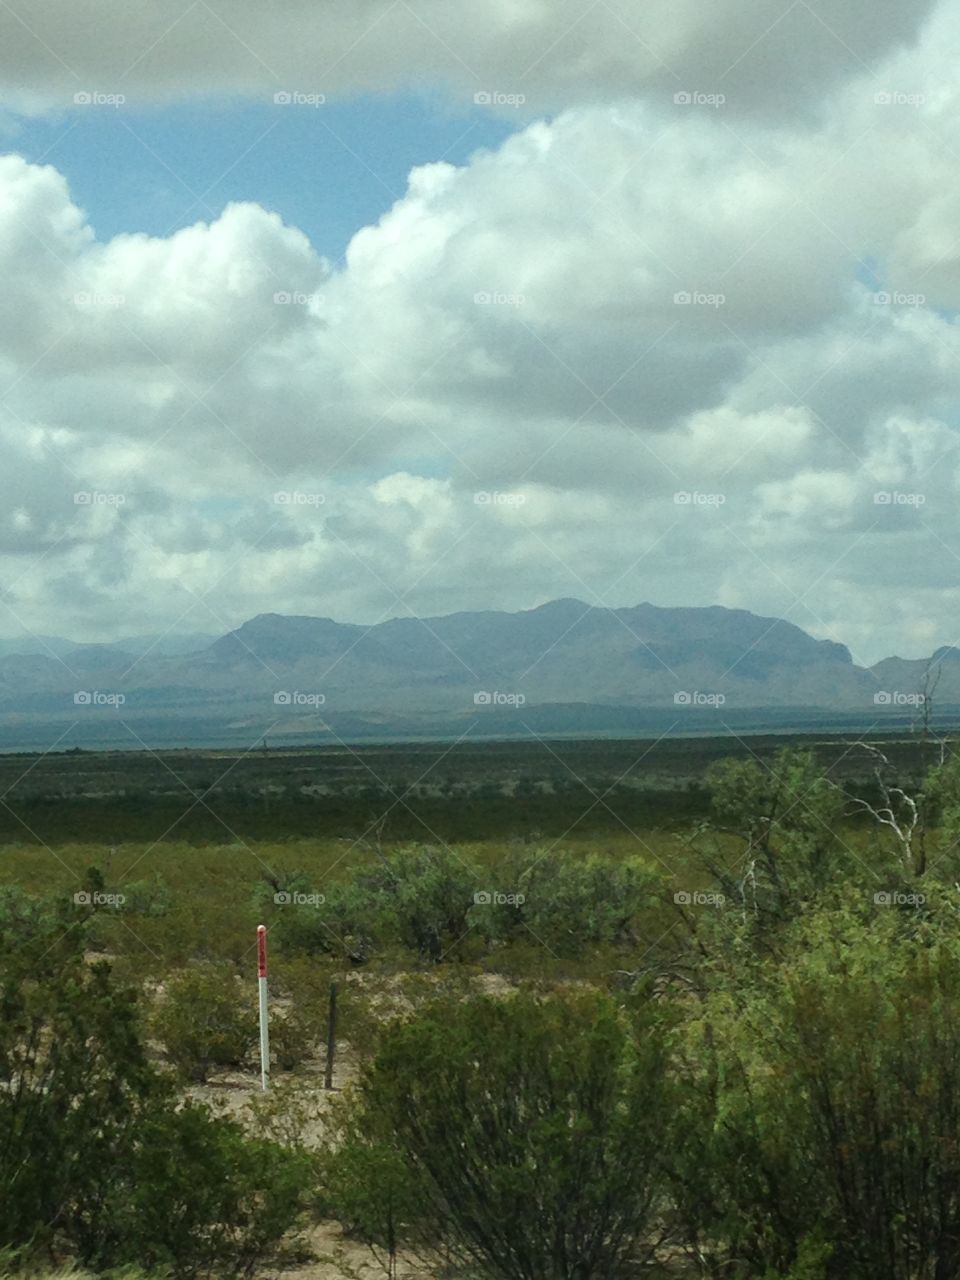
0,601,951,747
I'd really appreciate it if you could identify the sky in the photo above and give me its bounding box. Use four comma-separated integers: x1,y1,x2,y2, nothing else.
0,0,957,665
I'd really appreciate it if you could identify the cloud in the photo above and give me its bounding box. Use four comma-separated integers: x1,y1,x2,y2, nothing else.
1,4,960,660
0,0,938,119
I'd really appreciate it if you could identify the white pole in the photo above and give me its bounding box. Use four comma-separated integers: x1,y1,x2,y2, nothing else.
257,924,270,1091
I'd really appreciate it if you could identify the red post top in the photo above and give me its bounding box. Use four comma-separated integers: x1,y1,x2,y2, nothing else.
257,924,268,977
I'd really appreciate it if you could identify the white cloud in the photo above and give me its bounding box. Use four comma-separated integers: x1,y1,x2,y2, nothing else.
1,4,960,659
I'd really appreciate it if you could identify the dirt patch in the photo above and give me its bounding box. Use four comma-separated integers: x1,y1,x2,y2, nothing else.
285,1223,436,1280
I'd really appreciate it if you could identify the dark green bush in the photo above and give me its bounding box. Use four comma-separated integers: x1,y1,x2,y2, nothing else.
0,898,307,1277
471,849,660,956
327,989,672,1280
260,845,479,962
150,963,255,1081
108,1103,310,1278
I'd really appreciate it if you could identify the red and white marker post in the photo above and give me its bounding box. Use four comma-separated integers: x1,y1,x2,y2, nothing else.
257,924,270,1091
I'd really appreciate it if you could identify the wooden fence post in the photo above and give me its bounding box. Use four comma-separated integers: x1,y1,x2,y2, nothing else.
324,980,338,1090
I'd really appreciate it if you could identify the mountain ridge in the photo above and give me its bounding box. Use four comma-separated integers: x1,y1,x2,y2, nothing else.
0,600,954,749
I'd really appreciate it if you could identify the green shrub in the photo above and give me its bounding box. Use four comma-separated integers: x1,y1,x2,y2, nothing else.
472,849,660,957
677,903,960,1279
110,1103,310,1278
254,872,338,957
260,845,480,963
702,748,847,918
321,1114,433,1279
120,877,173,917
151,964,255,1081
327,989,672,1280
0,918,154,1256
369,844,478,960
0,897,307,1278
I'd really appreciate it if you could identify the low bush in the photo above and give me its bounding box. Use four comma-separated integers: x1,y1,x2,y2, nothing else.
0,901,308,1278
150,963,255,1081
327,988,672,1280
259,844,480,963
472,848,661,957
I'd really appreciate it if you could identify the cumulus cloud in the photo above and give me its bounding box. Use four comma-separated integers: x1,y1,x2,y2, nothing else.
1,2,960,659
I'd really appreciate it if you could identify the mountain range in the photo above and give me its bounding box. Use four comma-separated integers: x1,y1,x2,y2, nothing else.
0,600,956,750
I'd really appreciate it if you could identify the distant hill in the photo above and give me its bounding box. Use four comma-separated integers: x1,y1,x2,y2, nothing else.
0,631,214,661
0,601,955,749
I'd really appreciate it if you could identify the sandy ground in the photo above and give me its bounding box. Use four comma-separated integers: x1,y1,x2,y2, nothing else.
286,1223,435,1280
